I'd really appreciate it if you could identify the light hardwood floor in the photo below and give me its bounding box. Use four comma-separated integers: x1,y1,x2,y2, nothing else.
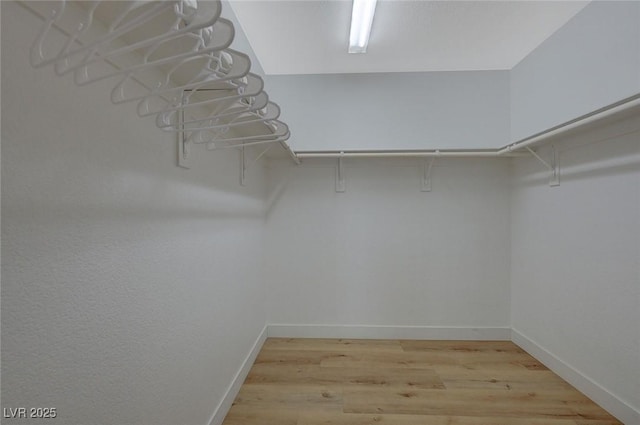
222,338,622,425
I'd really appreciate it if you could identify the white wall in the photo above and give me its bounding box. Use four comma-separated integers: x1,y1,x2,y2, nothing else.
265,71,510,151
1,3,267,425
264,158,511,331
3,1,639,424
510,1,640,142
510,113,640,424
222,0,264,76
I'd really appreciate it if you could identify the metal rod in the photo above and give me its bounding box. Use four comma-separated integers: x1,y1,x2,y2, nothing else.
209,138,287,149
296,150,529,159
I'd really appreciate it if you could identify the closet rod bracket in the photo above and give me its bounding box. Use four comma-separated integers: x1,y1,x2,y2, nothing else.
526,146,559,187
336,153,346,193
239,144,273,186
240,146,246,186
177,110,192,169
177,133,192,169
421,156,436,192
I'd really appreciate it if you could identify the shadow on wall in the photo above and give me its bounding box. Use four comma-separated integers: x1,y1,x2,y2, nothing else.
2,176,268,224
2,96,269,221
264,163,295,218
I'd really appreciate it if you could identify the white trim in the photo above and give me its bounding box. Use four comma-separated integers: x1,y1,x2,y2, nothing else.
511,328,640,425
267,324,511,340
207,325,267,425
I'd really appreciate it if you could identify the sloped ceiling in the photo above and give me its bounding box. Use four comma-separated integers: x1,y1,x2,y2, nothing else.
229,0,589,75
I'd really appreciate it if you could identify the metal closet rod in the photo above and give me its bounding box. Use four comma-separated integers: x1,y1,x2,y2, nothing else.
296,150,529,159
292,94,640,160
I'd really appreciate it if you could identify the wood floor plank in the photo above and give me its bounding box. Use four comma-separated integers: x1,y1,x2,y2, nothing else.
255,349,352,366
221,339,622,425
573,421,627,425
445,350,542,364
264,338,403,353
400,340,525,353
234,383,343,408
342,387,611,419
298,411,586,425
320,353,535,371
245,364,445,389
222,405,299,425
319,350,462,369
434,366,574,391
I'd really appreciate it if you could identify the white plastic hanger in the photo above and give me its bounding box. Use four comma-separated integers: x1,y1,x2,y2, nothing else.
191,121,290,146
72,18,234,86
159,91,270,131
33,1,224,78
111,49,251,105
32,1,177,69
153,72,264,124
25,0,295,161
179,102,281,133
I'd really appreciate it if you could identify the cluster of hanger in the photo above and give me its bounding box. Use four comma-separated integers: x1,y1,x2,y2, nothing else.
29,0,290,150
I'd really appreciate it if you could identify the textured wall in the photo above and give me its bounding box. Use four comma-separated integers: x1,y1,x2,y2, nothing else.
264,158,511,328
3,2,640,425
1,3,267,425
511,1,640,141
510,114,640,422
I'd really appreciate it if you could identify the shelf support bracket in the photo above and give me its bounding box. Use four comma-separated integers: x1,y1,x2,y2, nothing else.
177,108,192,169
526,145,559,187
421,157,436,192
248,145,273,169
240,144,273,186
240,145,246,186
336,153,346,193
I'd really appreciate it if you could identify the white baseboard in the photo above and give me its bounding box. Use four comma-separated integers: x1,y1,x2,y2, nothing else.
512,328,640,425
207,325,267,425
267,324,511,340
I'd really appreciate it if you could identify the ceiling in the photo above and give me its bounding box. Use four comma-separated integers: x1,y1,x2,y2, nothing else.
228,0,589,75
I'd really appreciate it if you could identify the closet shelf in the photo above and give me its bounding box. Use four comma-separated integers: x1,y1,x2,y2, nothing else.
295,94,640,160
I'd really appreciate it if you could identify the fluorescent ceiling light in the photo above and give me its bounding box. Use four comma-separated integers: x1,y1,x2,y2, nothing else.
349,0,377,54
